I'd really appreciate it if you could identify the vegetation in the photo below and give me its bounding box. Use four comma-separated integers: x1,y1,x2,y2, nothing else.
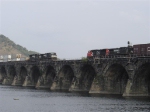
81,57,88,62
0,34,38,58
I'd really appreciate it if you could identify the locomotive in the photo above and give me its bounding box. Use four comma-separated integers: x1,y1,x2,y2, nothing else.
87,42,150,60
29,52,57,61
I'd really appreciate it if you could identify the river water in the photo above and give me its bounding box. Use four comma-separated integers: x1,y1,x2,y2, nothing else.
0,85,150,112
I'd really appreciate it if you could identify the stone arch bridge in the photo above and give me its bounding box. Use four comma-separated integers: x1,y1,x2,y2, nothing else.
0,56,150,97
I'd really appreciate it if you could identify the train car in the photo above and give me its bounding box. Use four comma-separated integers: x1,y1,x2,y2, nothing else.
99,49,107,56
112,48,120,55
29,52,57,61
87,49,100,60
133,43,150,55
46,52,57,60
39,54,47,59
119,46,133,55
87,48,120,59
29,54,40,61
87,42,150,60
100,48,120,56
89,50,100,57
87,46,133,60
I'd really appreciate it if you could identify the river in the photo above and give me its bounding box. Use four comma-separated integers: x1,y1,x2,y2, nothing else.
0,85,150,112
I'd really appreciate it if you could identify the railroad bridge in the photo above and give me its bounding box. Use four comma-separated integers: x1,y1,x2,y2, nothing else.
0,56,150,97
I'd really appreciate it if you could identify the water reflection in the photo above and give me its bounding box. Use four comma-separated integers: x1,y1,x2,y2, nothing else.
0,85,150,112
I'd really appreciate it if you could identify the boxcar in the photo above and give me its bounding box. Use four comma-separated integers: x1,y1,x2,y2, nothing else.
133,43,150,55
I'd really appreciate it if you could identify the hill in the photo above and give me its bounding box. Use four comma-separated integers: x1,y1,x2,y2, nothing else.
0,34,38,59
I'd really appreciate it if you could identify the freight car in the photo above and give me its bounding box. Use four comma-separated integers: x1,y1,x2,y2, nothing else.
133,43,150,55
87,43,150,60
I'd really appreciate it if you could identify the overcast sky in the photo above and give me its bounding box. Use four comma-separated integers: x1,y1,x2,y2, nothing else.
0,0,150,59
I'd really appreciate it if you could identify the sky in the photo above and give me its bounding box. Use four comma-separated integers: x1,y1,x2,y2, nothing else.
0,0,150,59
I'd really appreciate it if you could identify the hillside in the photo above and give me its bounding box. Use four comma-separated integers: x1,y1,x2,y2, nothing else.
0,34,38,58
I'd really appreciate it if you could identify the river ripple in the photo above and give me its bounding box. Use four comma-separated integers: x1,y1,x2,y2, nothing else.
0,85,150,112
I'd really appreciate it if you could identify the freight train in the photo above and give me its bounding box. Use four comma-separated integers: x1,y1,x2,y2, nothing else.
29,52,57,61
87,42,150,60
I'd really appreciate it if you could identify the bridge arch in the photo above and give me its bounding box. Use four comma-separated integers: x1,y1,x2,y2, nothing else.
79,64,96,91
57,65,74,90
0,66,7,83
20,66,28,84
132,62,150,95
45,65,56,87
103,63,129,94
31,66,41,85
8,66,16,84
